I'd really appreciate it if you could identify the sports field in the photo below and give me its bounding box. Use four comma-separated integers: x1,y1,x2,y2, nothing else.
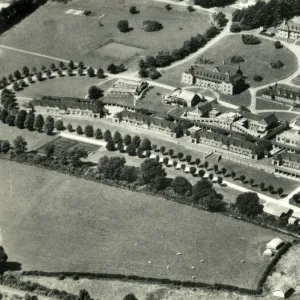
0,160,292,289
0,0,211,69
37,137,100,156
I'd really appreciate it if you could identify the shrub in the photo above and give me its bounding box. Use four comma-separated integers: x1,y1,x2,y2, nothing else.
117,20,130,32
84,125,94,137
274,41,283,49
178,152,184,160
230,22,242,32
95,129,103,139
67,124,73,132
230,55,244,63
149,68,161,80
76,125,83,135
55,119,64,131
142,20,163,32
129,6,138,14
187,5,195,12
58,274,65,281
270,60,284,69
241,34,261,45
253,75,263,82
126,143,136,156
106,140,116,151
165,4,172,10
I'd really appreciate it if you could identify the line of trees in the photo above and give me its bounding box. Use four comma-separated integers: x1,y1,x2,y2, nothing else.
194,0,235,8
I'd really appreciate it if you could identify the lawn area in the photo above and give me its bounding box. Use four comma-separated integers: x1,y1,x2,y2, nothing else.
0,0,211,70
219,89,251,107
0,160,292,289
255,97,291,111
0,48,58,79
292,75,300,86
0,123,56,151
194,35,298,88
16,75,104,99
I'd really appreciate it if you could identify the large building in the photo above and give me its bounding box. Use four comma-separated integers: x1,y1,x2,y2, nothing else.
272,151,300,179
163,88,203,107
277,20,300,40
275,129,300,152
28,96,101,119
181,64,245,95
261,84,300,106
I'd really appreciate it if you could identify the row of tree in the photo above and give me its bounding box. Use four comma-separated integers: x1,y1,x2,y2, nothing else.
194,0,235,8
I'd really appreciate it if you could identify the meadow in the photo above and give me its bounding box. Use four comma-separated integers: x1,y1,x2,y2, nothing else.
0,0,211,69
0,160,292,289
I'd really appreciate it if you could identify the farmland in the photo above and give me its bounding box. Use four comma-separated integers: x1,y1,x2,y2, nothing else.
0,0,211,69
0,160,292,289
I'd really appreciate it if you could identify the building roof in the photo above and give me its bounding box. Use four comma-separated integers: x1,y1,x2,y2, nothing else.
266,238,284,250
274,283,293,294
278,20,300,33
263,84,300,100
274,151,300,163
119,110,178,131
214,65,243,76
170,88,199,102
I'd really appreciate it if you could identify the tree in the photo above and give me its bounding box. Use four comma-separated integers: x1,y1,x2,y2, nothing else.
78,68,83,76
106,140,116,151
1,141,10,153
190,166,196,175
120,166,138,183
6,114,15,126
260,182,265,191
126,143,136,156
171,176,192,195
87,67,95,77
165,4,172,10
268,185,274,194
104,129,112,142
36,71,43,81
24,111,35,130
59,61,65,69
54,119,64,131
2,76,8,87
198,169,205,178
117,140,124,152
68,148,88,168
67,124,73,132
178,152,184,160
240,175,246,183
78,61,84,69
191,179,215,203
14,70,21,80
163,156,169,165
129,6,138,14
88,85,103,99
152,144,157,151
221,167,226,176
149,68,161,80
231,171,236,178
205,26,219,38
8,74,14,82
204,161,209,169
113,131,122,143
32,67,37,74
159,146,165,155
45,143,55,158
124,294,138,300
44,121,54,135
140,138,151,151
140,158,166,185
0,109,8,123
13,136,27,153
137,147,144,158
249,178,255,187
34,114,44,132
97,68,104,78
123,134,132,146
27,74,33,83
23,66,30,77
50,63,56,70
0,246,8,273
14,110,27,129
142,20,163,32
19,79,26,88
168,149,174,157
57,69,63,77
132,135,141,148
69,60,74,69
139,68,148,78
209,173,214,181
76,125,83,135
84,125,94,137
236,192,263,217
67,68,73,76
187,5,195,12
213,164,218,173
13,81,19,91
117,20,130,32
95,128,103,139
293,194,300,203
217,176,223,185
195,158,201,166
277,187,283,196
181,164,186,171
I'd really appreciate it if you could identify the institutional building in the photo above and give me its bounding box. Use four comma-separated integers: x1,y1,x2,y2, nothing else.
277,20,300,40
272,151,300,179
181,64,245,95
163,88,202,107
28,96,101,119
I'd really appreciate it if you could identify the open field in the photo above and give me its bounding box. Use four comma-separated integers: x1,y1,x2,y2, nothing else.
0,123,56,151
0,48,58,79
292,75,300,86
256,97,291,111
37,137,100,156
16,75,104,99
0,160,292,289
219,89,251,107
0,0,211,69
195,35,298,88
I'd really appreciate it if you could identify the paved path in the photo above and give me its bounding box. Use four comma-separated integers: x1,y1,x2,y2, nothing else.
0,45,69,63
152,0,215,13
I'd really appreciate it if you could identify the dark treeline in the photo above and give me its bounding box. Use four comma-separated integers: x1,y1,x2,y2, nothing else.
0,0,47,34
194,0,236,8
232,0,300,29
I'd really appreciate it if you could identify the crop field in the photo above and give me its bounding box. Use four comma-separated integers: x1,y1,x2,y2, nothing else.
37,137,100,156
0,160,292,289
197,35,298,87
0,0,211,69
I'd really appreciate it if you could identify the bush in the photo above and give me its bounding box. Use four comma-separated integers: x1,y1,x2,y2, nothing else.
129,6,138,14
106,140,116,151
76,126,83,135
165,4,172,10
242,34,261,45
142,20,163,32
126,143,136,156
270,60,284,69
67,124,73,132
230,55,244,63
149,68,161,80
117,20,130,32
230,22,242,33
253,75,263,82
274,41,283,49
187,5,195,12
84,125,94,137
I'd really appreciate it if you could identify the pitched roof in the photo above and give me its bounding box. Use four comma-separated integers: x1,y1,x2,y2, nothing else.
263,84,300,100
171,88,199,102
274,151,300,163
278,20,300,33
214,65,240,75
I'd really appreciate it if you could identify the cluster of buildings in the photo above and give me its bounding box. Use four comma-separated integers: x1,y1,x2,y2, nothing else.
181,64,246,95
27,96,101,119
277,19,300,40
163,88,203,107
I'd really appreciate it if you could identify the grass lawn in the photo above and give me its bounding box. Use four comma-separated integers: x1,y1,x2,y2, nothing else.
255,97,291,111
0,48,59,79
219,89,251,107
0,123,56,151
16,74,104,99
194,35,298,88
0,0,210,70
0,160,292,289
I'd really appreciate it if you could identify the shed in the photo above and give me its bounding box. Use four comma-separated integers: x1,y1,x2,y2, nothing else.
273,284,294,299
184,166,190,173
175,164,182,170
266,238,284,250
263,249,273,257
159,157,164,163
150,154,156,159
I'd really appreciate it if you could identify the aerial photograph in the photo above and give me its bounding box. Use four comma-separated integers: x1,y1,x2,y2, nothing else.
1,0,300,299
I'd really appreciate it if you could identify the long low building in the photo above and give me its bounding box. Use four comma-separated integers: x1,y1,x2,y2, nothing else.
272,152,300,179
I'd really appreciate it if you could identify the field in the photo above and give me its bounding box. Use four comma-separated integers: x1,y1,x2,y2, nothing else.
37,137,100,156
0,160,292,289
219,90,251,107
292,75,300,86
0,0,211,69
255,97,291,111
195,35,298,88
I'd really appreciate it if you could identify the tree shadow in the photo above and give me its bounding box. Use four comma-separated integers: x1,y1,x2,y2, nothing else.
5,261,22,272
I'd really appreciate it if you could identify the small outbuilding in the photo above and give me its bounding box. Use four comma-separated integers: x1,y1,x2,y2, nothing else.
273,283,294,299
175,164,182,170
263,249,273,257
150,154,156,159
266,238,284,250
